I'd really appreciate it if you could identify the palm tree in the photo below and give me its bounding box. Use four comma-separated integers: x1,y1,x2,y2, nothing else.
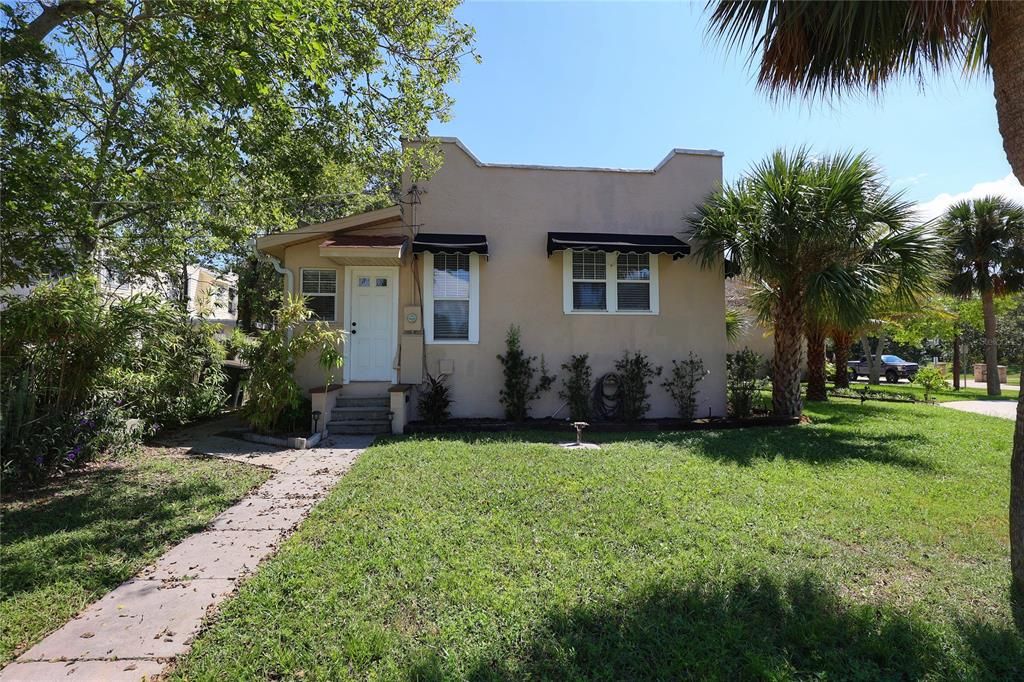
705,1,1024,183
940,196,1024,396
725,307,746,344
690,148,937,417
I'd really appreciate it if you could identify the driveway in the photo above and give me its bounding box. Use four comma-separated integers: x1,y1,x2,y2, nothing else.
940,400,1019,420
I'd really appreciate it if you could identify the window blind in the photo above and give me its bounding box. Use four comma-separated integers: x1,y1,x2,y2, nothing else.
432,254,470,340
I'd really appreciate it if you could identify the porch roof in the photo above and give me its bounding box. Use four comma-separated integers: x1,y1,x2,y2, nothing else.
318,234,408,266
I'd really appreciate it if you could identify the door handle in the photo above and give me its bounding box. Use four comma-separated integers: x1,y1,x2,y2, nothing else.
351,321,357,335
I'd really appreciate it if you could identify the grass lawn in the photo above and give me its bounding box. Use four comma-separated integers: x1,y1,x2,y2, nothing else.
173,401,1022,680
845,379,1016,402
0,450,270,664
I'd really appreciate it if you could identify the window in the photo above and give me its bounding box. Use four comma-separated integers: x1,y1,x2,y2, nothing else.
562,250,658,314
616,253,651,310
424,253,479,343
571,251,607,311
301,269,337,321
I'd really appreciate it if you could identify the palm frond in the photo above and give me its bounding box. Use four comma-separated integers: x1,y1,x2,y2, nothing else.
705,0,989,100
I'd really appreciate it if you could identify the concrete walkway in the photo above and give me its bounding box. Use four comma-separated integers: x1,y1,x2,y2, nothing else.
941,400,1019,420
0,429,372,682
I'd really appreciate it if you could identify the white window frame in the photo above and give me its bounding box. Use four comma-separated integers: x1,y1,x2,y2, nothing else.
562,250,659,315
299,267,338,322
423,252,480,344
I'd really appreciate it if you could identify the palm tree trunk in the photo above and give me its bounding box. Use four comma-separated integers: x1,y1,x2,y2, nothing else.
833,329,852,388
860,336,885,385
771,291,805,418
982,288,1002,397
952,334,961,391
991,2,1024,184
805,323,827,401
1011,388,1024,603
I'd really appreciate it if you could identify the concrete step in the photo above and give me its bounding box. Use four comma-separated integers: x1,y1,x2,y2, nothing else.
334,396,390,408
331,407,391,421
327,419,391,435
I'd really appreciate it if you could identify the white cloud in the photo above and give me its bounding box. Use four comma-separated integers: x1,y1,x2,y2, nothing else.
916,174,1024,223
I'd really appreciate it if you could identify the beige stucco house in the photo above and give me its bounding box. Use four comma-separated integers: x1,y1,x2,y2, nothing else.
257,138,728,434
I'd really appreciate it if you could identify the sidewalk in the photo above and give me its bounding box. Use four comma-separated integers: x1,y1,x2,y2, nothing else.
940,400,1018,420
0,426,372,682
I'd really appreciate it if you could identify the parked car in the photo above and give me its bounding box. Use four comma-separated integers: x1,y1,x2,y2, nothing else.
848,355,919,383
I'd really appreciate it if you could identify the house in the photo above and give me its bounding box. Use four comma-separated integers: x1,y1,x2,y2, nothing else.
5,264,238,334
183,266,238,333
256,138,729,434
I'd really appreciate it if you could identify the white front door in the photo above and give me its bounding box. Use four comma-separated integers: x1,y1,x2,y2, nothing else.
346,267,398,382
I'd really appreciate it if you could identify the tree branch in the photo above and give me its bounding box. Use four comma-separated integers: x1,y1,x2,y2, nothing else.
2,0,110,66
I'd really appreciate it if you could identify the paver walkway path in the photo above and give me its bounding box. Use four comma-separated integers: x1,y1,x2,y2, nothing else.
941,400,1019,421
0,430,372,682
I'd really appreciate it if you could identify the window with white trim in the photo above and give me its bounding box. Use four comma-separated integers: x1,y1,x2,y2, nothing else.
301,269,337,321
562,250,659,314
424,253,480,343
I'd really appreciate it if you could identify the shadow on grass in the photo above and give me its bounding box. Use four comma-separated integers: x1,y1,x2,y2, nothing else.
1,463,232,600
389,402,936,470
413,572,1024,680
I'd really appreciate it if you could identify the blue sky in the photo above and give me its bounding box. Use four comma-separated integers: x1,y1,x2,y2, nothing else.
431,1,1019,211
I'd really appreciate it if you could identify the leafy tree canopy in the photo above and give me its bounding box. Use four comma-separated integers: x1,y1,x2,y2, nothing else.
1,0,477,287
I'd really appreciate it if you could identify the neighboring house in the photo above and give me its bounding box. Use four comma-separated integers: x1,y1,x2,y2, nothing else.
257,137,728,434
725,278,775,363
6,264,238,333
184,266,238,332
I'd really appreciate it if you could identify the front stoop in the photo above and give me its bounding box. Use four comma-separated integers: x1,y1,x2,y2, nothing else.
327,396,392,435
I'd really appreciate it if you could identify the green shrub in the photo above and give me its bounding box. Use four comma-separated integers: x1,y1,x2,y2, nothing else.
224,327,256,359
418,373,453,425
559,354,593,422
1,275,156,483
242,295,345,434
727,349,765,418
662,352,708,421
615,351,662,422
496,325,554,421
913,366,948,402
108,314,227,430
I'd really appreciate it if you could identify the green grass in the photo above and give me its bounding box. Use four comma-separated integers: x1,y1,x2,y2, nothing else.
846,379,1016,402
173,402,1022,680
0,451,270,664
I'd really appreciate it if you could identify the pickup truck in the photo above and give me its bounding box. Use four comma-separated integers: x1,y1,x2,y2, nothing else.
848,355,919,383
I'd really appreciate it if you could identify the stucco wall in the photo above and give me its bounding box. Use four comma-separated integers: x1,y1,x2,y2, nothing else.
279,139,728,418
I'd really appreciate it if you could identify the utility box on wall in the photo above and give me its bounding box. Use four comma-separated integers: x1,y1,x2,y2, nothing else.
403,306,422,331
399,333,423,384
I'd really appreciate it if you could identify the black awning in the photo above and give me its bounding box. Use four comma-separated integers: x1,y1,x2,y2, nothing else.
546,232,690,259
413,233,489,257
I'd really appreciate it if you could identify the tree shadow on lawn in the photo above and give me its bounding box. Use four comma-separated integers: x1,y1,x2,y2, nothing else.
440,572,1024,681
0,463,233,601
